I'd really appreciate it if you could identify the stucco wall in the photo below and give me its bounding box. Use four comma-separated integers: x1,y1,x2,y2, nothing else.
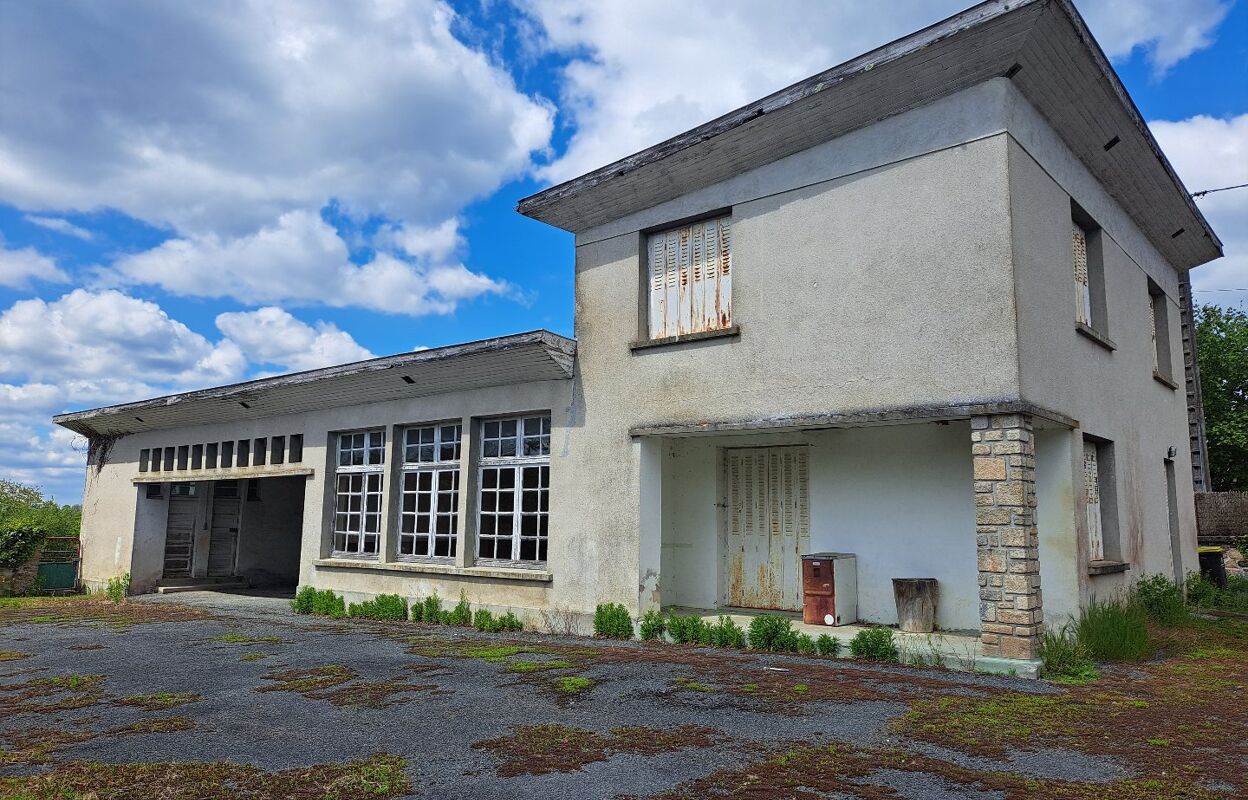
236,476,304,585
79,378,576,605
1004,80,1199,592
660,424,984,630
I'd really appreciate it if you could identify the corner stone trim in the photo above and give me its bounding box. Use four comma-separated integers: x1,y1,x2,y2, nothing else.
972,413,1042,660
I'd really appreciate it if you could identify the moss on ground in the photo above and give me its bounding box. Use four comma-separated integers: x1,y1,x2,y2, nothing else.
0,753,410,799
113,692,203,710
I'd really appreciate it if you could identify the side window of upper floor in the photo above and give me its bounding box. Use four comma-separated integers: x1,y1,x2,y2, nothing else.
1148,278,1175,387
644,213,732,340
1071,202,1108,339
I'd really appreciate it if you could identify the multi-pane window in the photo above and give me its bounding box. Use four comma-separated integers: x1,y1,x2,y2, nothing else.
647,215,732,339
479,415,550,563
399,424,461,559
332,430,385,556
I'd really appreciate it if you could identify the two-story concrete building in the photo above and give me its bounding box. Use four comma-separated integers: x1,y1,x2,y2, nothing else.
56,0,1222,665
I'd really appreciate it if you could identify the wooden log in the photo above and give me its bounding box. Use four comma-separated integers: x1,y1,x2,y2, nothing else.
893,578,939,633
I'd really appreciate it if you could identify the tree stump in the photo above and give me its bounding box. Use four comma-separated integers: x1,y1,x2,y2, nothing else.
893,578,938,633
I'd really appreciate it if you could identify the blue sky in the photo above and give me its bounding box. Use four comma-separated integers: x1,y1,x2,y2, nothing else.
1,0,1245,504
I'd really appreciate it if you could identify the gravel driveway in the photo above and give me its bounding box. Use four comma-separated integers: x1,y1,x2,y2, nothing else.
0,591,1191,799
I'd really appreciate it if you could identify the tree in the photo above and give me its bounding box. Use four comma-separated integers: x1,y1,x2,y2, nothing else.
1195,304,1248,491
0,479,82,537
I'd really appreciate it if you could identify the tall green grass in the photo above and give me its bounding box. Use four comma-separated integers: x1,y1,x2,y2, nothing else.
1075,596,1150,661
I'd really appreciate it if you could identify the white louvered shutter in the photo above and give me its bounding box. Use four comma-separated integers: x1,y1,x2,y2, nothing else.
1073,223,1092,326
647,215,731,338
1083,441,1104,561
1149,294,1159,371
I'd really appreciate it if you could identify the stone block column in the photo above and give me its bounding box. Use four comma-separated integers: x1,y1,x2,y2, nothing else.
971,413,1043,659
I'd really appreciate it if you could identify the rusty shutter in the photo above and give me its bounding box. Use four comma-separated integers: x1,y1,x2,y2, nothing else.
648,215,731,338
1083,441,1104,561
1073,223,1092,326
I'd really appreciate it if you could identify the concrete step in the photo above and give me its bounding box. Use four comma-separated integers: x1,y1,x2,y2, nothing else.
156,580,249,594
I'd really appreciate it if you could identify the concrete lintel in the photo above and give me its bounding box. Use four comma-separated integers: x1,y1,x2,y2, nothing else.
133,466,314,484
313,558,553,583
629,401,1077,438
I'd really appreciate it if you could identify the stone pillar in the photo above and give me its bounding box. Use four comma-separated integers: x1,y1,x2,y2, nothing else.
972,413,1043,659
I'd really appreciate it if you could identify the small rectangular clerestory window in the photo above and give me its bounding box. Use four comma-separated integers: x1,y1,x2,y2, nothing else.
646,214,732,340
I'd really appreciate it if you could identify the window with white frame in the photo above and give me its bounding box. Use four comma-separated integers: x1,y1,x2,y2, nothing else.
399,423,461,559
478,415,550,563
646,214,732,339
332,430,385,556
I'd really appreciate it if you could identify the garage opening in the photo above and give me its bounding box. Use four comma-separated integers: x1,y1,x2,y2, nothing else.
156,476,304,591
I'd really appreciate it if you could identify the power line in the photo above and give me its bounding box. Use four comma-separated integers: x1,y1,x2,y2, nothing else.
1192,183,1248,198
1193,287,1248,293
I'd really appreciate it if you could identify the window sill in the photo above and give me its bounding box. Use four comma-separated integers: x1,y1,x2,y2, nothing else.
630,325,739,352
1074,322,1116,352
313,558,553,583
1152,370,1179,391
1088,559,1130,576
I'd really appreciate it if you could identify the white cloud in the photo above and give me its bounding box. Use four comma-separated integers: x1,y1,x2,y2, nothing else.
518,0,1232,183
0,0,553,238
215,307,375,372
105,209,509,315
1151,114,1248,304
1077,0,1231,75
0,289,246,400
0,240,68,289
23,215,93,241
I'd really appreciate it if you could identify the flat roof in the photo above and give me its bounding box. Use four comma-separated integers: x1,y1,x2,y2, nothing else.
516,0,1220,270
53,330,576,437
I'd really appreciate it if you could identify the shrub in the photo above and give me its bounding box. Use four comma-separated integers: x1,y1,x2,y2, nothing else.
1186,572,1248,614
104,573,130,604
849,627,898,661
421,592,443,624
639,610,667,641
1040,626,1098,685
747,615,799,652
1075,596,1149,661
0,525,46,571
291,586,318,614
795,633,816,654
492,611,524,632
1135,574,1189,626
709,616,746,648
347,594,408,621
311,589,346,619
815,633,840,657
593,603,633,638
473,608,495,631
665,613,707,645
444,591,473,627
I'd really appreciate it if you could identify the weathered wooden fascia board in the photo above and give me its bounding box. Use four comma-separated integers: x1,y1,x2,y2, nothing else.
1041,0,1221,255
516,0,1036,223
312,558,553,583
52,329,577,431
132,466,314,484
628,400,1078,437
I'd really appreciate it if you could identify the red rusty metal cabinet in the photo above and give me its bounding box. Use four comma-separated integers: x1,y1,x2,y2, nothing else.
801,552,857,626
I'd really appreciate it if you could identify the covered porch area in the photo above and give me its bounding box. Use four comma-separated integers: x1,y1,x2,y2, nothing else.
636,405,1078,669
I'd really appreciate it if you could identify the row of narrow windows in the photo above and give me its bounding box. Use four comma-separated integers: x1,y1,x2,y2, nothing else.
138,435,304,473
